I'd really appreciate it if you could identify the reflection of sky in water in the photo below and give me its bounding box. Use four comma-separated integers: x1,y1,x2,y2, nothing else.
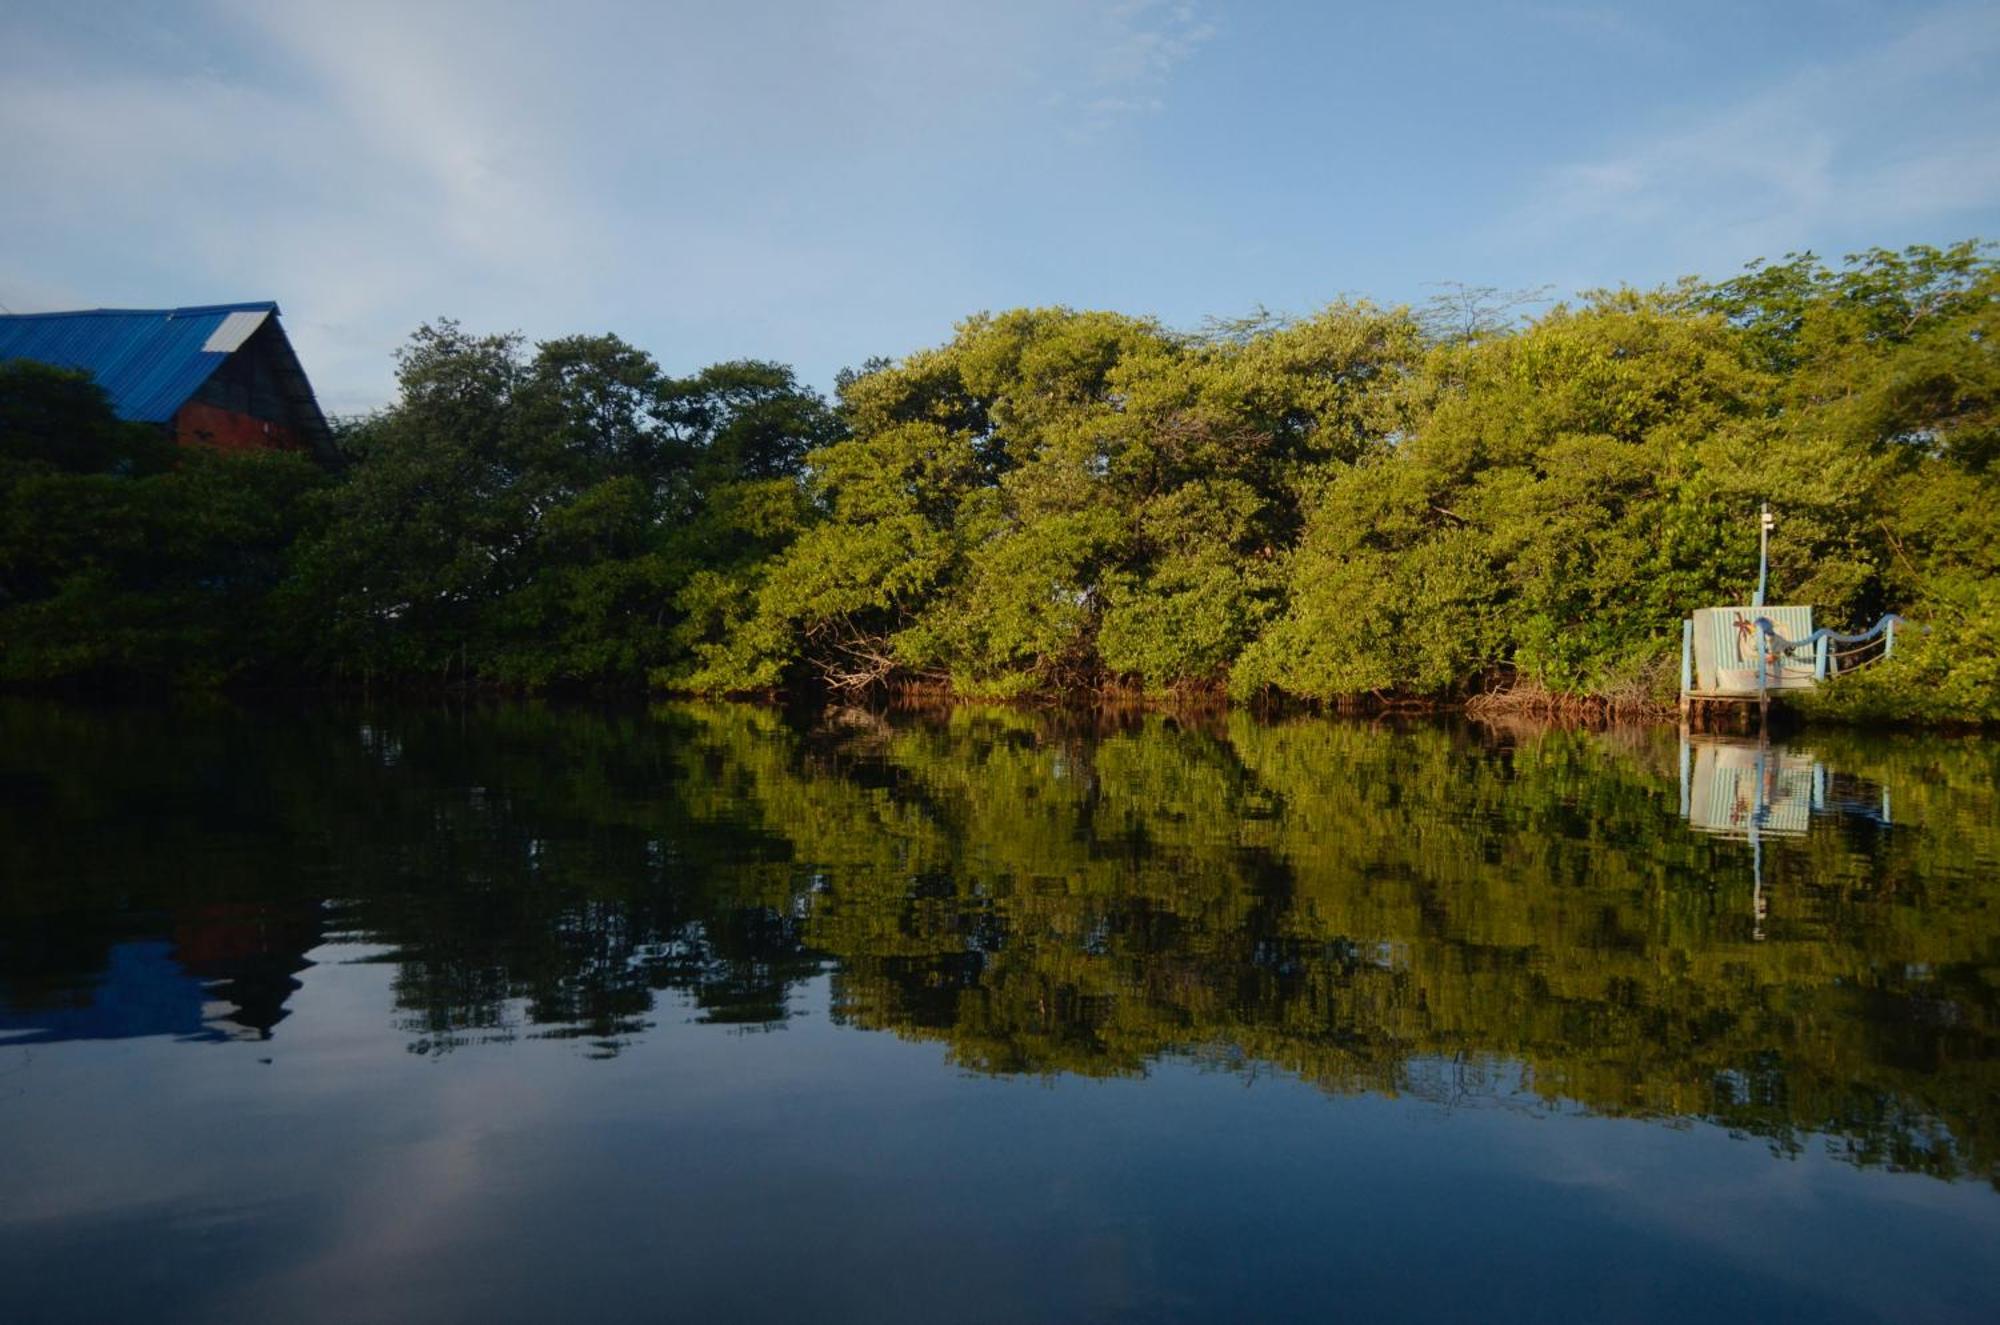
6,962,1999,1325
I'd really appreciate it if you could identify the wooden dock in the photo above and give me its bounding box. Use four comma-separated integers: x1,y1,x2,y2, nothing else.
1678,607,1901,728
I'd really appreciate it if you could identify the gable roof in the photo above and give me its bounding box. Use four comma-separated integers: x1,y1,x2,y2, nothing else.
0,301,333,455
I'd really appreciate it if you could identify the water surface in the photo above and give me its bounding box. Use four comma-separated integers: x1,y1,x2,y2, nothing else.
2,701,1997,1322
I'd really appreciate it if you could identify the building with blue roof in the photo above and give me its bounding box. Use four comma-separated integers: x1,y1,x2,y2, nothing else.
0,301,333,460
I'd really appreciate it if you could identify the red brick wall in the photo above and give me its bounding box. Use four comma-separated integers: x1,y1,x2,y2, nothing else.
172,400,304,453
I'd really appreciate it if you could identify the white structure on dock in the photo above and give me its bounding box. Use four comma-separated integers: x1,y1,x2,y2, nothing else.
1676,505,1901,717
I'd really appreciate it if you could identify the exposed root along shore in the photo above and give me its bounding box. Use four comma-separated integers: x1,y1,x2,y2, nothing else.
1462,683,1672,722
864,677,1678,724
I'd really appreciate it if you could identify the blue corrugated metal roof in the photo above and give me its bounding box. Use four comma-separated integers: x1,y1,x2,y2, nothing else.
0,302,280,422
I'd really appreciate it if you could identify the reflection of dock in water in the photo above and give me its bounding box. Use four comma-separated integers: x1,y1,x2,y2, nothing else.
1679,736,1892,840
1677,734,1893,938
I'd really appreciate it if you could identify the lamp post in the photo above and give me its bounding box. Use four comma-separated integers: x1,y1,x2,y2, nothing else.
1754,502,1774,607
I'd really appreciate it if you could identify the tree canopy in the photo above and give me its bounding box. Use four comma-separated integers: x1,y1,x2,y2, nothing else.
1,240,1994,719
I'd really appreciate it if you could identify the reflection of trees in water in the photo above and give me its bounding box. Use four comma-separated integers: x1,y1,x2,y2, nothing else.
1,699,1996,1184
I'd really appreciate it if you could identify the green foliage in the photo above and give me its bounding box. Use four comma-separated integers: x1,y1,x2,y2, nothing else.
0,361,174,475
280,323,838,688
1236,246,1998,711
1,239,1993,716
709,302,1424,696
0,366,324,685
1802,583,2000,725
1238,294,1756,699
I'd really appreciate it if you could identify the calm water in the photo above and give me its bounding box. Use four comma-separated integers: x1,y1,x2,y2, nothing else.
2,701,1997,1323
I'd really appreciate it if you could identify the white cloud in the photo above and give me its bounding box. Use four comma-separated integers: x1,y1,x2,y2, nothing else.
0,1,1224,411
1094,1,1217,86
219,1,604,271
1053,0,1217,134
1510,4,2000,274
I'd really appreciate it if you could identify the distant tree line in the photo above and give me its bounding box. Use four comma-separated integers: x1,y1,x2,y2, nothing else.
1,241,1994,717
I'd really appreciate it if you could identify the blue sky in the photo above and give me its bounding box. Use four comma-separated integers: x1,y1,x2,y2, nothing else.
2,1,1996,413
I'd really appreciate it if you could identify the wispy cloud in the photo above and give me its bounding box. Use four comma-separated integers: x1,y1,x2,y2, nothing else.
1510,5,2000,275
1056,1,1217,131
0,1,1226,409
1093,1,1217,87
0,1,618,412
3,1,1988,414
221,2,606,271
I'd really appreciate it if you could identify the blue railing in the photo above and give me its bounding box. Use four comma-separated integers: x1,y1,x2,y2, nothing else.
1754,613,1903,692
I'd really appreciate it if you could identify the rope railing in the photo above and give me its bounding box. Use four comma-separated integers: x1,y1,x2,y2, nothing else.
1755,613,1904,694
1678,610,1915,716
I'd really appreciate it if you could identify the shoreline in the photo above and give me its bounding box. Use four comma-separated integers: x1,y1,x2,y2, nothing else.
3,678,1988,733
